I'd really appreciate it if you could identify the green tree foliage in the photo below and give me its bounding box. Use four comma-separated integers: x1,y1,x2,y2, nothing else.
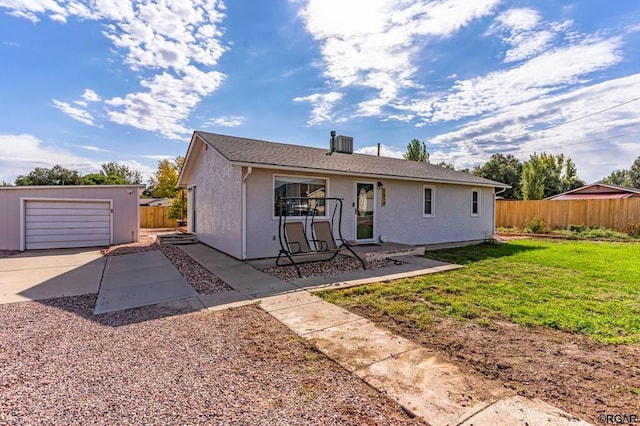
99,161,142,184
168,192,187,220
15,165,83,186
601,156,640,188
472,154,523,199
148,156,184,198
436,161,455,169
403,139,429,162
520,153,584,199
629,156,640,188
601,169,632,186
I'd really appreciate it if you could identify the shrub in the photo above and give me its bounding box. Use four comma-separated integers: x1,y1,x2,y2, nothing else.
568,224,587,233
524,216,548,234
627,222,640,238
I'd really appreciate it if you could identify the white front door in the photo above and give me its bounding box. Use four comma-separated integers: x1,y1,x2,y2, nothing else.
354,181,375,242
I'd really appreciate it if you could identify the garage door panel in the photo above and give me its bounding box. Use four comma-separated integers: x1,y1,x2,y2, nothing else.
25,201,108,210
25,200,112,250
26,208,111,217
27,240,110,250
26,221,111,229
27,233,110,243
26,227,109,236
26,214,110,223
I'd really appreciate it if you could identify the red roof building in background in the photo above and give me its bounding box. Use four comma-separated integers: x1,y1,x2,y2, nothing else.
546,183,640,200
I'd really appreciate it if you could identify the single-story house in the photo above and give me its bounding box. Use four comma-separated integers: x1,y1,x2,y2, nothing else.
177,131,509,260
546,183,640,200
0,185,143,251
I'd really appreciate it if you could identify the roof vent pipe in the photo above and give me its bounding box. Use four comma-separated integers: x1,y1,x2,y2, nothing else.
327,130,337,155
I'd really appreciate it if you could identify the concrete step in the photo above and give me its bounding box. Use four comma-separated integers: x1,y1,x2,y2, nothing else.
157,233,199,246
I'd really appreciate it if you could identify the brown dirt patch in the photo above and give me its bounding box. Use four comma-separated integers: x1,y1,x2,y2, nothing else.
338,305,640,423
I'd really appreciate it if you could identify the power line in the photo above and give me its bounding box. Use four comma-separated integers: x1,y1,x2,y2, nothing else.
433,95,640,148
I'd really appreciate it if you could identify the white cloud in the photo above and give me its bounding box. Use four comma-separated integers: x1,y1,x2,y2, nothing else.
428,73,640,182
138,154,175,161
355,144,404,159
81,89,101,102
1,0,228,140
295,0,501,121
77,145,110,152
51,99,97,126
203,116,246,128
403,35,623,124
293,92,343,126
0,133,101,182
105,66,225,139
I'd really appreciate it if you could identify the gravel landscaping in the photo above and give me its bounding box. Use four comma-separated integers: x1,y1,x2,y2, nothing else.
260,255,402,282
161,245,231,295
0,295,421,425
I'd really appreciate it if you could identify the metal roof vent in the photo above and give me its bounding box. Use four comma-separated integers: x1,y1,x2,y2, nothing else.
329,131,353,154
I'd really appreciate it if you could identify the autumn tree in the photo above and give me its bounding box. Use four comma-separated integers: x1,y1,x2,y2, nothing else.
473,154,522,199
149,157,183,198
404,139,429,162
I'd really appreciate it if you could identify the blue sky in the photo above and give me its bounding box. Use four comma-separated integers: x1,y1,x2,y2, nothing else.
1,0,639,184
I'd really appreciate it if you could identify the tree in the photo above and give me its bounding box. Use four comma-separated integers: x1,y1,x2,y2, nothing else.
630,156,640,188
520,152,584,199
99,162,142,184
403,139,429,162
436,161,455,170
600,156,640,188
601,169,632,186
15,165,82,186
472,154,522,199
148,156,184,198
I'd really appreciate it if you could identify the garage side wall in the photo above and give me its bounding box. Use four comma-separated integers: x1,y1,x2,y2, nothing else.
0,186,140,251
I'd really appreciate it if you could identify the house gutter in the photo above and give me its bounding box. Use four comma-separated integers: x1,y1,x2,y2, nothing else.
229,161,509,189
241,166,253,260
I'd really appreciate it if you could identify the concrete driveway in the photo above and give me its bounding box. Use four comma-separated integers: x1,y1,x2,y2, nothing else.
0,249,105,304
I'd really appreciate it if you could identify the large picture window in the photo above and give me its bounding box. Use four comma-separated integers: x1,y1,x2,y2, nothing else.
423,185,435,217
274,175,327,217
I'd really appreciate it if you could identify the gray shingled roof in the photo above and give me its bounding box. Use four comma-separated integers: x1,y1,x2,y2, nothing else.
193,131,508,188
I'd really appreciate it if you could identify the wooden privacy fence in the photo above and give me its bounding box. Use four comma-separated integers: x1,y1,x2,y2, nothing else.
140,206,177,228
496,199,640,232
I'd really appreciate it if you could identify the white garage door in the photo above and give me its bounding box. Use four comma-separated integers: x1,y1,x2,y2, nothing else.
25,200,112,250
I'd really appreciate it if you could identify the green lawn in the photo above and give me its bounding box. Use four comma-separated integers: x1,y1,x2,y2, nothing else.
320,239,640,344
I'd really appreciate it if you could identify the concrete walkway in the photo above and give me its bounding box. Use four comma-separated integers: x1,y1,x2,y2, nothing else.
94,250,197,315
180,244,591,426
0,249,105,304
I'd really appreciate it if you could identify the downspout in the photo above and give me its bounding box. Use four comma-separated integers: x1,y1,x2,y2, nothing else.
494,187,507,236
241,166,253,260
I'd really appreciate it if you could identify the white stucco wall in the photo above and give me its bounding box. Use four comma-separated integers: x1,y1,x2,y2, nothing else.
244,168,496,259
0,185,141,251
188,143,243,258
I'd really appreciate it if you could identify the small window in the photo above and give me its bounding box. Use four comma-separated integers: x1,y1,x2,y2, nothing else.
423,185,435,217
274,175,327,217
471,189,480,217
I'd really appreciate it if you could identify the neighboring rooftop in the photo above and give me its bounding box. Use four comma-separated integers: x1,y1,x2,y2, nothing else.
546,182,640,200
182,131,508,188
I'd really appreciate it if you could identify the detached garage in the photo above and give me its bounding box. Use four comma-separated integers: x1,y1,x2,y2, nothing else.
0,185,143,251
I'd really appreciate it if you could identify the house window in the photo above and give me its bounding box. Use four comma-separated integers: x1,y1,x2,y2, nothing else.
423,185,435,217
471,188,480,217
274,175,327,217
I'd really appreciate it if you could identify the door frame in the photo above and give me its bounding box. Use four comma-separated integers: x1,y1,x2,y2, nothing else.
353,180,376,242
